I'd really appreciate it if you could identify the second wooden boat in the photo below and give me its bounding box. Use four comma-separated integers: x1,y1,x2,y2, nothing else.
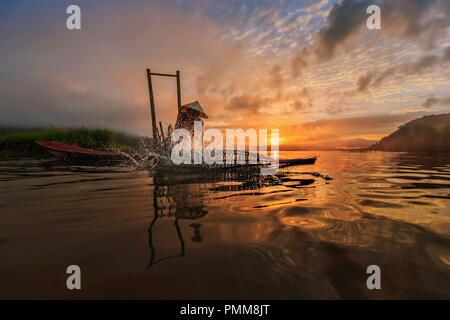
36,141,130,163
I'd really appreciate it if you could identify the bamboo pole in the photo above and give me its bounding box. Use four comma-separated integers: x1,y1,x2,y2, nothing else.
159,121,165,141
146,68,158,146
150,72,177,78
176,70,181,112
159,121,166,154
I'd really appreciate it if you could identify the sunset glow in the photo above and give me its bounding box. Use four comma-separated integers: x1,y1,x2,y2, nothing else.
0,0,449,150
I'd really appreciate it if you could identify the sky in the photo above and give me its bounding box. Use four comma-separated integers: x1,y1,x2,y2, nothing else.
0,0,449,149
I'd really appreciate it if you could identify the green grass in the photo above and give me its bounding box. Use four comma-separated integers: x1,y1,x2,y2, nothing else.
0,127,153,158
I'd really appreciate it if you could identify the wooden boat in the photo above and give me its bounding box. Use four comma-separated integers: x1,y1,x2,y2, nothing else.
37,140,316,171
36,141,130,163
36,141,317,173
37,140,316,169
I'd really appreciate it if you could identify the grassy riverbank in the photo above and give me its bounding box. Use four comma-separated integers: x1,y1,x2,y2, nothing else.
0,127,153,157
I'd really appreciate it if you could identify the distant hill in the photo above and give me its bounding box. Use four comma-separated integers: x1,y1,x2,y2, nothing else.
369,113,450,152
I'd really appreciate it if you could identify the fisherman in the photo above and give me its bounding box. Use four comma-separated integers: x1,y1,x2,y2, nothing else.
175,101,208,136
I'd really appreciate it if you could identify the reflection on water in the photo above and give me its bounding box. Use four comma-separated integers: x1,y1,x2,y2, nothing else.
147,171,282,269
0,151,449,299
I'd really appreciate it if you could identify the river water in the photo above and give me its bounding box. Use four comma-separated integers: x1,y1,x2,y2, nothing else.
0,151,449,299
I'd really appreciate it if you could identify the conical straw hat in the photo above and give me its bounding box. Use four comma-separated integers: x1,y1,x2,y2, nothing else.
181,101,208,119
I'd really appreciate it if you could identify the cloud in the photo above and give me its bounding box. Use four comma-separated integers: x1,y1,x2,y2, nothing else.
315,0,372,60
0,68,146,131
268,65,284,95
325,104,347,115
422,96,450,108
356,46,450,91
315,0,450,60
406,54,440,74
291,87,313,110
291,48,311,78
225,94,268,114
300,112,426,132
422,97,440,108
357,72,372,91
382,0,450,49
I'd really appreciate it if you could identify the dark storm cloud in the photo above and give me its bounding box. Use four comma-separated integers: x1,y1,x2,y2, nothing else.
315,0,450,60
315,0,373,60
